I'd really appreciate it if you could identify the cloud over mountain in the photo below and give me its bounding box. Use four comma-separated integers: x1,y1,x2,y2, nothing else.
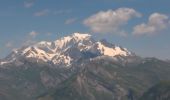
65,18,77,25
34,9,50,16
133,13,170,35
83,8,141,34
24,0,36,8
29,31,39,38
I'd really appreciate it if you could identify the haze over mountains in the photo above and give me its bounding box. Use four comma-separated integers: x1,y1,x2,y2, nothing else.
0,33,170,100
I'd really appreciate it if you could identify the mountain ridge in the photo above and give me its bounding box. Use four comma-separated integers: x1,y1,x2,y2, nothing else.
0,32,170,100
0,33,132,67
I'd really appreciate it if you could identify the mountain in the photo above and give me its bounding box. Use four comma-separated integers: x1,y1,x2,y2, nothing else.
0,33,131,67
140,81,170,100
37,57,170,100
0,33,170,100
166,60,170,64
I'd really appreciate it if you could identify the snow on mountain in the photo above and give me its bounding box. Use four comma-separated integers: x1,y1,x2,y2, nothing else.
53,33,92,51
0,33,132,66
88,41,130,57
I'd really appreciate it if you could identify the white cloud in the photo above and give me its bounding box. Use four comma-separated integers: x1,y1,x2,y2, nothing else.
65,18,77,25
34,9,71,17
5,42,13,48
29,31,39,38
23,40,37,46
24,0,36,8
24,2,33,8
54,10,72,15
133,13,169,35
34,9,50,16
83,8,141,34
46,32,52,36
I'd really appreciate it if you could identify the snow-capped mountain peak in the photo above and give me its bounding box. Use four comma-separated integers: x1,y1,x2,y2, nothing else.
53,33,92,50
0,33,132,66
95,42,129,56
72,32,91,40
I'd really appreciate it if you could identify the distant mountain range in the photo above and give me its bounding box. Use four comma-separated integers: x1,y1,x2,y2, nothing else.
0,33,170,100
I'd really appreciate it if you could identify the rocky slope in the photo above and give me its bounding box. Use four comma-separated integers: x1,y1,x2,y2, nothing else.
0,33,170,100
37,57,170,100
140,81,170,100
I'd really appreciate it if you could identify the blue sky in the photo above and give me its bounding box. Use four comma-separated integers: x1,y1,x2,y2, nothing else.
0,0,170,60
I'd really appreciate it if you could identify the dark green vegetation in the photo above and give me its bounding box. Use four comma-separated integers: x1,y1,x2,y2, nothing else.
140,81,170,100
0,57,170,100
